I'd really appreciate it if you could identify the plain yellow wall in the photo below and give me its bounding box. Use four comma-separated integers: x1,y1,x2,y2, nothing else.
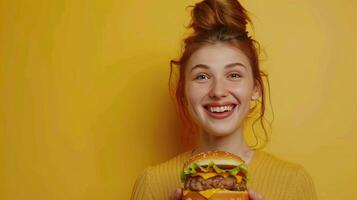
1,0,356,199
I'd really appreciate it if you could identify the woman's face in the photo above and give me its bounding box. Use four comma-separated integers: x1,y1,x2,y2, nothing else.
185,42,260,137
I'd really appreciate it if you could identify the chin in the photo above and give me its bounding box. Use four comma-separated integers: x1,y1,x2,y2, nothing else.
205,127,237,137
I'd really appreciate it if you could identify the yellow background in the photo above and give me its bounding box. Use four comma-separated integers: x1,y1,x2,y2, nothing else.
1,0,356,199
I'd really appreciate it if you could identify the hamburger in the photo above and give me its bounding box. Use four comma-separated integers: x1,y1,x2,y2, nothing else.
181,151,249,200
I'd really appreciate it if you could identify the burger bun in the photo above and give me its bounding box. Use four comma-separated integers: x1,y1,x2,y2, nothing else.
182,190,248,200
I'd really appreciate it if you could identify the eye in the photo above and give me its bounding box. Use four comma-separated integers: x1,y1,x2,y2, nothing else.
229,73,242,80
194,74,209,80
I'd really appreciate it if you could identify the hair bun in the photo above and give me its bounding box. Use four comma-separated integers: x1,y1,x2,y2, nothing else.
190,0,251,34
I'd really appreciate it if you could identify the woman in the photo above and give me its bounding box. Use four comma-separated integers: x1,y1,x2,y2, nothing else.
131,0,318,199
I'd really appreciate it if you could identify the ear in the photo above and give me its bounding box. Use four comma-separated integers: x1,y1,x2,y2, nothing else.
251,81,261,100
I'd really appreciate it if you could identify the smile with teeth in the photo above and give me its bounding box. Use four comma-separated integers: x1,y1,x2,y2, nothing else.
203,104,237,119
207,105,235,113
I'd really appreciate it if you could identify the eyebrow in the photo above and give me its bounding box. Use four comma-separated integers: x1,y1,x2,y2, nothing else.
190,62,246,72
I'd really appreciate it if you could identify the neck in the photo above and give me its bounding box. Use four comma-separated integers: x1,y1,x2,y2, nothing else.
193,126,254,163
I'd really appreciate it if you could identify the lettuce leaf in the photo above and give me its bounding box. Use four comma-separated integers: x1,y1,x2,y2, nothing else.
227,167,240,176
199,166,209,173
181,162,250,182
212,164,224,173
189,163,199,173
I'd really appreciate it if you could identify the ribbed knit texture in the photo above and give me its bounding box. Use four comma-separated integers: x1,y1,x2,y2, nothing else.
131,150,318,200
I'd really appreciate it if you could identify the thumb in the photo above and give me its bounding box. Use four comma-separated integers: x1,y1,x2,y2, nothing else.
169,188,182,200
248,188,263,200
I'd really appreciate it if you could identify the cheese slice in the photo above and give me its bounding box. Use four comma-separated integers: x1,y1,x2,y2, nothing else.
183,189,221,199
186,187,245,199
198,189,221,199
192,172,219,179
236,175,242,183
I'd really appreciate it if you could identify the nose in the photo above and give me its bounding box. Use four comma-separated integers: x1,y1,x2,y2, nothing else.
208,79,228,99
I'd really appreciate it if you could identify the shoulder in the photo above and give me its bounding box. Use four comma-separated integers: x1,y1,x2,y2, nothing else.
131,150,192,200
252,150,306,173
131,167,155,200
259,151,315,184
250,150,318,200
249,150,309,187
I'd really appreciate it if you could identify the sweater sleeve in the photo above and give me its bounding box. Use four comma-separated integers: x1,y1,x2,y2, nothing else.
130,167,155,200
290,165,318,200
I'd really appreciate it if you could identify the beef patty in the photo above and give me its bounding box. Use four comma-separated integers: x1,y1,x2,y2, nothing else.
184,175,247,191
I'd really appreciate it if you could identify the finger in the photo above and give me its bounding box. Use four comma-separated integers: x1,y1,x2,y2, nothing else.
175,188,182,200
253,192,263,200
256,193,263,200
248,189,255,199
248,188,255,196
248,188,264,200
170,188,182,200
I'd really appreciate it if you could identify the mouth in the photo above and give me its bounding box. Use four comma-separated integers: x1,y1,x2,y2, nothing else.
203,104,238,120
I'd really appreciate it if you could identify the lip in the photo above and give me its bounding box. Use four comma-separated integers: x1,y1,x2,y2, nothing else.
203,103,238,120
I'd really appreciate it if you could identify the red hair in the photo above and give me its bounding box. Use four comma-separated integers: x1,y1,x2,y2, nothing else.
169,0,273,149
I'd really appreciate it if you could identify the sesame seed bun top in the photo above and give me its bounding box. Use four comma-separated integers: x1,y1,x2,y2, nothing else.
183,150,245,170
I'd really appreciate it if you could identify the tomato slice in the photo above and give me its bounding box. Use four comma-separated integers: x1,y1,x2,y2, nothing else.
196,167,215,173
237,171,246,177
217,165,237,169
196,168,203,173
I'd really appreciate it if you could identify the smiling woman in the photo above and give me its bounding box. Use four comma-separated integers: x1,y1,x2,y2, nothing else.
131,0,318,200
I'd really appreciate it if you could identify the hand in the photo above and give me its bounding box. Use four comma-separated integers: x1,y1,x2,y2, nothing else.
227,188,263,200
248,188,264,200
169,188,185,200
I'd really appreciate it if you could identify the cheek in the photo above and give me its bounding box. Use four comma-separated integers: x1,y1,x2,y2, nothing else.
186,84,208,105
185,85,206,123
230,83,255,100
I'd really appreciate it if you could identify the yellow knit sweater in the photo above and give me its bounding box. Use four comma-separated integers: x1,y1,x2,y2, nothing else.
131,150,318,200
